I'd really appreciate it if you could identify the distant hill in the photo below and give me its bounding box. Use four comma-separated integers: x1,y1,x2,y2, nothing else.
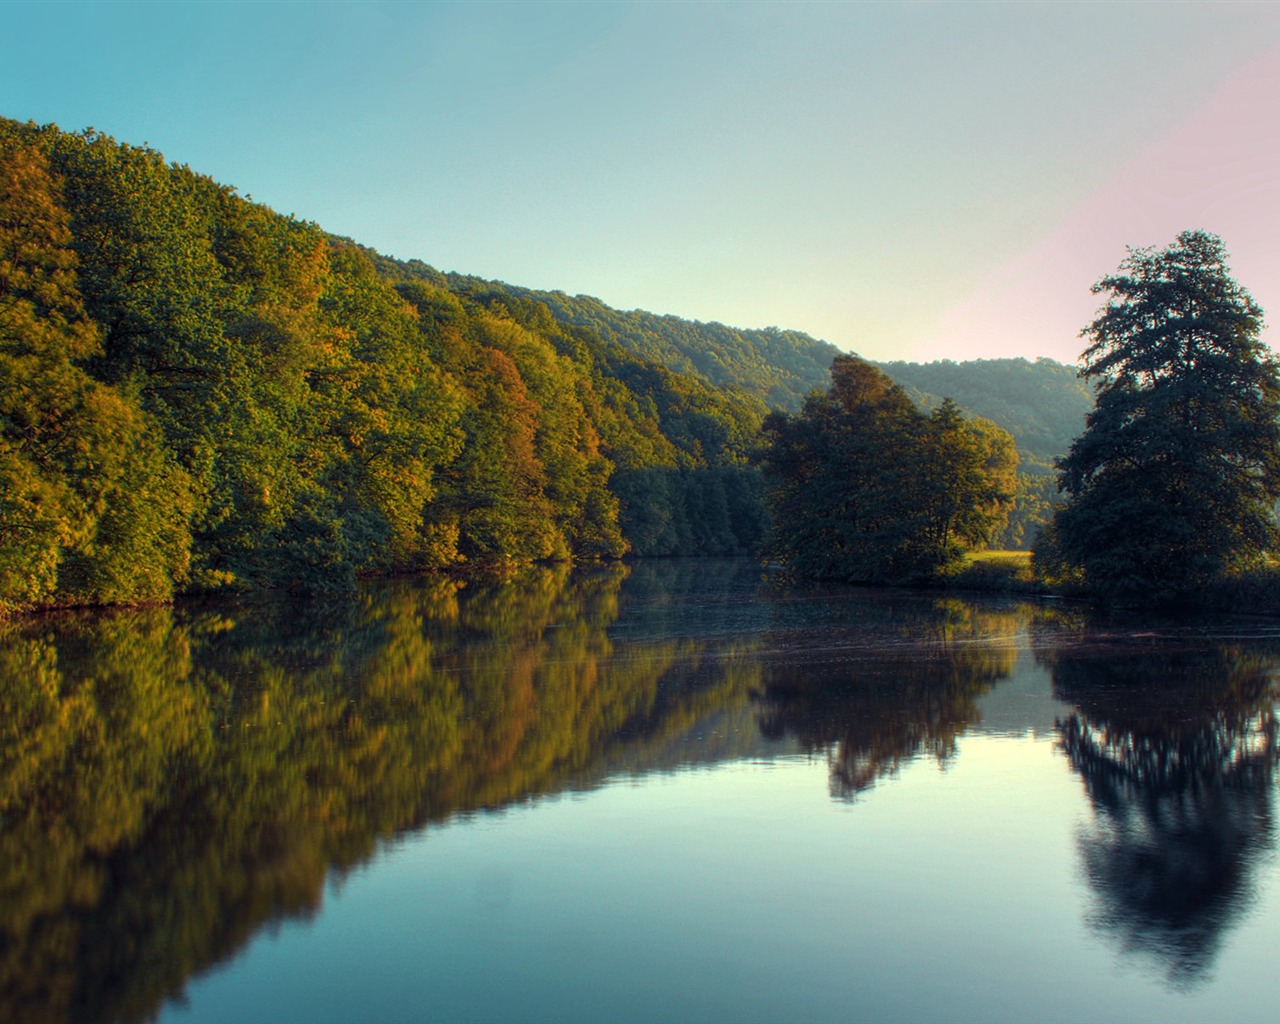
374,256,1094,466
878,358,1091,468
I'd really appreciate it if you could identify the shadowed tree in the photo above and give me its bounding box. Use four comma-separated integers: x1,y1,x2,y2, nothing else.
760,355,1016,582
1043,231,1280,604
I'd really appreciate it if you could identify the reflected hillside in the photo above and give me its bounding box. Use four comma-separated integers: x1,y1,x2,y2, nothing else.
1044,635,1280,986
755,598,1034,798
0,566,763,1024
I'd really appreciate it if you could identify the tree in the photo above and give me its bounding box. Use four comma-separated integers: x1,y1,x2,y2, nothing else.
1043,231,1280,603
760,357,918,582
0,141,191,613
912,399,1018,564
759,355,1015,582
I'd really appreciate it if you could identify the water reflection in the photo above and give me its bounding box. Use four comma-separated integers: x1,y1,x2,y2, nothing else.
1042,632,1280,985
0,564,763,1024
755,598,1031,797
3,565,1279,1022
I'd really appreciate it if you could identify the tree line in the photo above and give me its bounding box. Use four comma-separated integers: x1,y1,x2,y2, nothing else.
4,117,1273,612
0,120,769,614
760,229,1280,605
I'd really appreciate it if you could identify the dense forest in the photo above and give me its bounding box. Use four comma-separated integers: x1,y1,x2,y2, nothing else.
6,117,1274,612
3,117,1089,615
0,118,790,614
374,254,843,414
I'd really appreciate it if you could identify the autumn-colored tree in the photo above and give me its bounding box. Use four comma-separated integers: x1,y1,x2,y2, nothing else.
0,141,190,612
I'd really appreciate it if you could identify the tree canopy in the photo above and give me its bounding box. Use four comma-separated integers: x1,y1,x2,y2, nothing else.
0,118,777,613
759,355,1017,583
1039,230,1280,604
0,142,191,613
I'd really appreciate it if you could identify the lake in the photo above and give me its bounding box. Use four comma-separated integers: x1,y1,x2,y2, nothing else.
2,559,1278,1023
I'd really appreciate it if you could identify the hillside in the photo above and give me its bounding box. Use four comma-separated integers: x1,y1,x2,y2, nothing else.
374,254,841,412
1,116,1094,615
0,118,773,613
374,255,1093,466
879,357,1090,468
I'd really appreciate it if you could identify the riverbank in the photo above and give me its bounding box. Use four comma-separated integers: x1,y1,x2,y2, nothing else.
941,550,1280,614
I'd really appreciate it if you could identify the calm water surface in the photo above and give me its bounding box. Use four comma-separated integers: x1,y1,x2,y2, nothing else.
3,560,1279,1023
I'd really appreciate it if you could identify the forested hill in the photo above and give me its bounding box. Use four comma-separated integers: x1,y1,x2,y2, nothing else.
1,115,1092,614
374,254,841,412
375,256,1092,463
0,118,774,614
878,358,1091,467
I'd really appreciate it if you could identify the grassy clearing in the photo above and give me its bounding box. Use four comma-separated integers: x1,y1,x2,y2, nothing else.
942,550,1040,593
939,549,1280,611
965,550,1031,566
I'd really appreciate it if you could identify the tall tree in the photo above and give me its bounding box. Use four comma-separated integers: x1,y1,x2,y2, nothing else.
1044,231,1280,603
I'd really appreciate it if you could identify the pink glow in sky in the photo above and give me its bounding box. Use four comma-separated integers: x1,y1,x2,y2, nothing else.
912,42,1280,366
5,3,1279,369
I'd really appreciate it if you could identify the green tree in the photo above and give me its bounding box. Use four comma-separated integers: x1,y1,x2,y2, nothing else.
912,399,1018,564
0,142,191,613
760,356,1016,582
0,141,105,609
1044,231,1280,603
994,471,1058,551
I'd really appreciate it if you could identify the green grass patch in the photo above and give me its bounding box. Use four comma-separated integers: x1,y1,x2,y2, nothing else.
964,550,1032,566
943,550,1040,593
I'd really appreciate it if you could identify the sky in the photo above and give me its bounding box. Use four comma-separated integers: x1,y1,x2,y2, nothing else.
3,0,1279,365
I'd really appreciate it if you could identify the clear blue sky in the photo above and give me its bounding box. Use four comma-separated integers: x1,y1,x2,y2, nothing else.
4,1,1279,363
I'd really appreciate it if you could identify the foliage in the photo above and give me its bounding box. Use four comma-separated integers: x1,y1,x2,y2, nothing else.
376,253,841,412
878,358,1091,551
0,140,191,613
878,356,1092,468
611,466,766,557
0,118,785,612
992,471,1059,551
758,356,1017,583
1042,231,1280,604
10,114,1170,610
914,399,1019,557
942,551,1039,594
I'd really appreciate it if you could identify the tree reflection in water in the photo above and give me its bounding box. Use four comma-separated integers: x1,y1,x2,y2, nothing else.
0,563,765,1024
756,598,1031,798
8,561,1280,1022
1045,636,1280,986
